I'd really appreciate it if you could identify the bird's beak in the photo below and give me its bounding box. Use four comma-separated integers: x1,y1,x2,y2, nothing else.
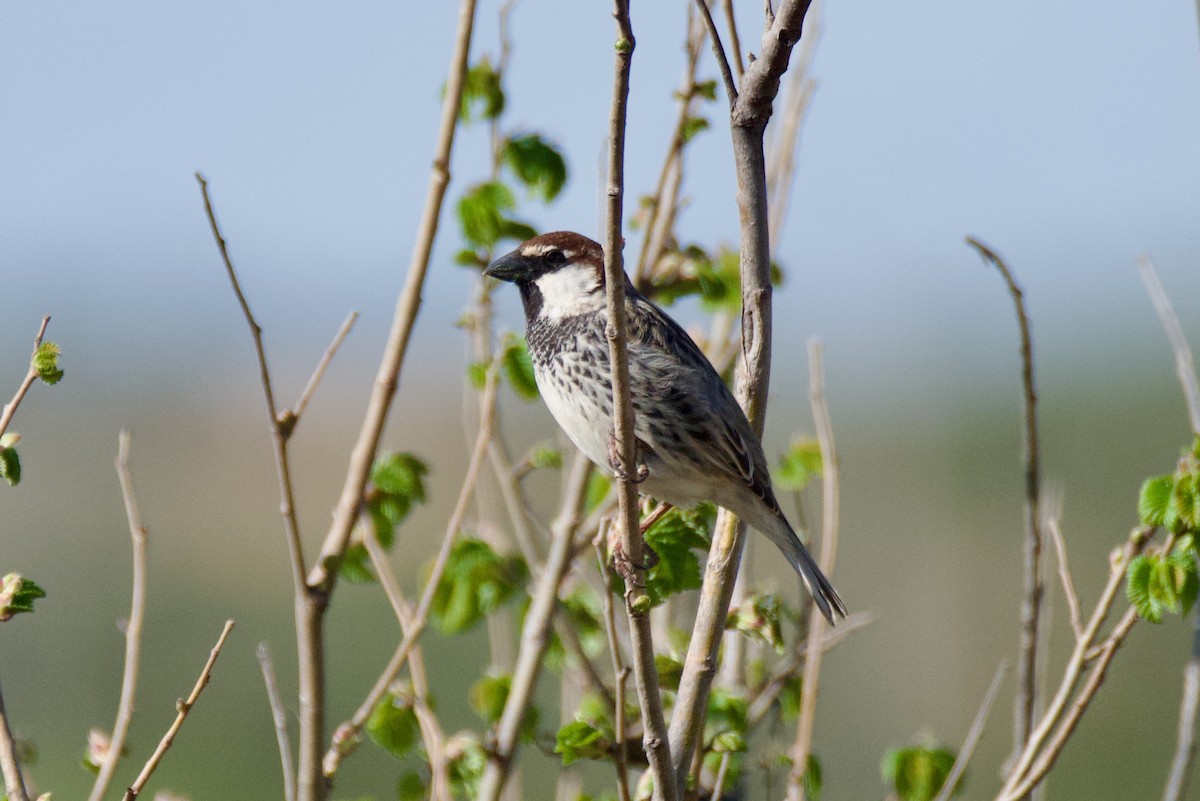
484,249,531,282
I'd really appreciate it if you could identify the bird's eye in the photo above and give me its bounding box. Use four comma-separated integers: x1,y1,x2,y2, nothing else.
545,249,566,266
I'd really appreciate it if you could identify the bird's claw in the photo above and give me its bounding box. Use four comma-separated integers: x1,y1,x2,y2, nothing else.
611,541,659,584
607,432,649,484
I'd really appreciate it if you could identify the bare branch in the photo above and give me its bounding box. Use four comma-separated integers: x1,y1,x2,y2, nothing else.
323,364,499,779
89,432,150,801
0,682,29,801
671,2,815,792
786,340,841,800
257,643,297,801
1164,612,1200,801
122,620,236,801
596,534,633,801
602,3,677,799
933,662,1008,801
996,528,1158,801
475,453,591,801
966,236,1044,768
291,311,359,425
720,0,745,79
0,316,53,441
693,0,739,109
308,0,480,595
1045,513,1083,640
1137,255,1200,433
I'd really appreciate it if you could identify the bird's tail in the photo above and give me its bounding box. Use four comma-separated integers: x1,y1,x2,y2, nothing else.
760,515,847,625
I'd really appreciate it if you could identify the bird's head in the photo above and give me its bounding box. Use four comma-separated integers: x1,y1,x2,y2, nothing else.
486,231,609,321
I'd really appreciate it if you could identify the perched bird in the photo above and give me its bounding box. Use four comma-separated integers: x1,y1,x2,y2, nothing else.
485,231,846,624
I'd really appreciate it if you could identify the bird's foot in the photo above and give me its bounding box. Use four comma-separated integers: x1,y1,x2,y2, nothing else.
611,540,659,584
607,432,649,484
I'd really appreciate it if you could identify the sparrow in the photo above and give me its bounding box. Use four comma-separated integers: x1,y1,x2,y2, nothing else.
485,231,846,624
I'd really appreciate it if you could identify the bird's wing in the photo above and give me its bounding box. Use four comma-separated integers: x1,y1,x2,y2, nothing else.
624,291,779,508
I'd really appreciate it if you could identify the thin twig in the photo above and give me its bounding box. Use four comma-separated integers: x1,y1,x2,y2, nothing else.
322,365,499,779
363,528,450,801
1045,514,1083,640
670,3,814,793
603,4,677,800
291,311,359,425
475,453,591,801
720,0,745,79
122,619,236,801
0,682,29,801
257,643,297,801
933,662,1008,801
1137,254,1200,801
1165,611,1200,801
595,531,633,801
996,528,1157,800
0,316,53,441
710,752,732,801
1137,255,1200,433
786,340,841,800
89,432,150,801
694,0,739,109
967,236,1043,772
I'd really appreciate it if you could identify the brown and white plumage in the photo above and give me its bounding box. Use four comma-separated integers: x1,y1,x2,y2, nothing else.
486,231,846,623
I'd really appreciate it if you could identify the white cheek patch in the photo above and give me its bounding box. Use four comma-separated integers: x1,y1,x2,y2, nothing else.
534,263,603,321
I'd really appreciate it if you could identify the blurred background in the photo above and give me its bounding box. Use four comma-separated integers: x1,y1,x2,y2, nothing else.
2,1,1199,799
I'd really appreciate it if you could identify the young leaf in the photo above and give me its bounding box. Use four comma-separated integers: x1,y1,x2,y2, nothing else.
32,342,63,385
445,732,488,798
457,181,517,248
469,672,511,724
803,753,823,801
1139,475,1174,528
501,335,539,400
882,745,959,801
0,446,21,487
636,504,715,607
655,652,684,692
365,689,419,760
680,115,709,144
776,438,823,492
585,472,611,514
367,452,429,547
554,720,611,765
338,541,377,584
431,539,529,634
396,771,428,801
727,592,786,654
502,134,568,202
529,445,563,470
458,59,505,122
0,573,45,620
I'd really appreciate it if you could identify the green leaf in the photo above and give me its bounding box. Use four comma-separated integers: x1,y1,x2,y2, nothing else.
431,539,529,634
367,452,429,547
469,672,511,723
446,732,488,798
655,652,684,692
680,116,709,144
694,79,718,101
499,218,539,243
585,472,611,514
882,745,959,801
711,730,747,754
338,541,377,584
365,689,419,760
803,753,823,801
0,446,21,487
1129,546,1200,623
466,361,489,390
0,574,45,621
776,438,823,492
706,688,748,737
1139,475,1175,527
727,592,786,654
32,342,63,385
555,720,611,765
633,504,715,607
529,445,563,470
458,59,505,122
1171,473,1200,531
501,335,539,400
454,248,487,268
457,181,517,248
779,674,803,723
396,770,427,801
502,134,568,202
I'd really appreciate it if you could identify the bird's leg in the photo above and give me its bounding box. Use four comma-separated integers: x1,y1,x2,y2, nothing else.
607,430,649,484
